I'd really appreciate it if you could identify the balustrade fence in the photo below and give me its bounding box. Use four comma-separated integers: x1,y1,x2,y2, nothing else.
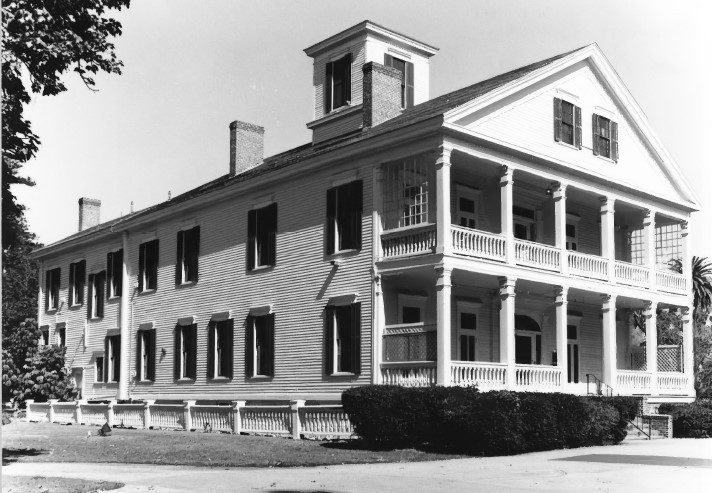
25,399,353,440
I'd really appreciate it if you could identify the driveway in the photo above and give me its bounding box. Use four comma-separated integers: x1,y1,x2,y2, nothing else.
4,438,711,492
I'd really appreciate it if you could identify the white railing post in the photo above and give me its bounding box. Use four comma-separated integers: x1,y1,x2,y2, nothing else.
184,400,196,431
75,400,84,425
682,306,694,393
435,146,452,256
644,301,658,395
600,197,615,282
643,209,657,290
436,265,453,386
553,183,568,275
48,399,58,423
500,166,515,265
231,400,246,434
602,295,617,389
144,400,154,429
373,273,385,384
24,400,34,421
107,400,116,427
290,400,305,440
555,286,568,385
499,277,516,389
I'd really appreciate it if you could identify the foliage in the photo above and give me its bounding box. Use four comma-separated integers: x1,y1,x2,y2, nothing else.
2,0,130,250
658,401,712,438
656,309,683,346
2,225,40,333
692,256,712,315
17,345,78,403
2,319,40,403
342,386,628,455
694,309,712,398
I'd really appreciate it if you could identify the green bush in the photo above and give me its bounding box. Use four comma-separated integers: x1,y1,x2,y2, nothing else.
342,386,626,455
589,396,640,444
659,401,712,438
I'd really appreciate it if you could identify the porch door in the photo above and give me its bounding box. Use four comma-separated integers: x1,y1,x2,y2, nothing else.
458,310,477,361
515,335,532,364
567,324,579,383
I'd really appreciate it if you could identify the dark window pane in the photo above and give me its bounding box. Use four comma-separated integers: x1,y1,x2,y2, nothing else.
566,224,576,237
335,306,353,372
567,324,577,340
461,313,477,330
459,197,475,214
514,223,528,240
402,306,421,324
255,316,268,376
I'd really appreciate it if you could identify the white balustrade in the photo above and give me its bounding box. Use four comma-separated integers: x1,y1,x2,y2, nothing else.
191,405,233,432
514,365,562,390
26,402,50,422
113,404,146,428
656,271,687,294
80,404,109,426
615,261,650,287
150,404,184,429
514,240,560,271
380,362,436,387
381,224,436,258
451,226,506,261
300,405,354,438
616,370,652,393
568,251,608,280
52,403,77,424
656,372,690,394
240,406,291,435
450,361,507,390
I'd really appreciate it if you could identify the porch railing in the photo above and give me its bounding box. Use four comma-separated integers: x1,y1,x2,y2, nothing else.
381,224,436,258
616,370,652,393
380,361,436,387
450,361,507,390
514,364,562,390
569,251,608,280
451,226,506,261
615,261,650,288
656,271,687,294
514,239,560,271
656,372,690,394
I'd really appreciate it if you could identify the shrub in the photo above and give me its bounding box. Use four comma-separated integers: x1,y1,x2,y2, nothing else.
658,401,712,438
587,396,640,444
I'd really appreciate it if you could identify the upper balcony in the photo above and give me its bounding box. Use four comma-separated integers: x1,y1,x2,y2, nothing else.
376,151,689,296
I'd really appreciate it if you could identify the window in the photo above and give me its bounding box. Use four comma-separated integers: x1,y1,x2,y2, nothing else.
56,325,66,347
325,303,360,375
592,114,618,161
398,294,426,325
566,223,578,251
87,271,106,319
553,98,581,148
45,268,61,311
106,250,123,298
68,260,86,306
384,54,414,109
567,323,580,384
326,180,363,254
655,223,682,269
247,204,277,270
174,324,197,380
245,315,273,377
456,185,479,229
95,357,104,382
175,227,200,284
208,319,234,379
457,302,480,362
139,239,159,292
514,315,541,365
325,53,351,113
382,157,431,230
513,207,536,241
40,327,49,346
628,228,644,265
135,329,156,382
104,335,121,383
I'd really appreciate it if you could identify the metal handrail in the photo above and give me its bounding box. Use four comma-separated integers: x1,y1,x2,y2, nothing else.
585,373,613,397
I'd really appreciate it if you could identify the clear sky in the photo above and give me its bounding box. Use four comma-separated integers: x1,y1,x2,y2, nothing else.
15,0,712,258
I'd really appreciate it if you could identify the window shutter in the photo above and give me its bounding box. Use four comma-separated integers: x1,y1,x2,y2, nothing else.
553,98,562,142
207,321,215,379
147,329,156,381
138,243,146,292
247,210,256,270
405,61,414,109
384,53,393,67
324,306,335,376
326,187,337,254
77,261,85,305
68,264,75,306
136,332,142,379
224,319,234,379
87,274,94,320
96,272,105,318
115,250,123,294
352,181,363,250
267,204,277,267
351,303,361,374
611,121,619,162
574,105,582,149
189,227,200,282
265,314,275,377
104,337,110,383
245,316,254,377
536,334,542,365
44,272,49,311
174,325,181,379
344,53,352,104
175,230,184,284
114,336,121,382
325,61,333,114
592,114,600,155
148,240,159,290
106,252,113,298
188,324,197,379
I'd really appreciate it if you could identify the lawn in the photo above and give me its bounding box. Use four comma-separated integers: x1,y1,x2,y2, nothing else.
2,420,465,467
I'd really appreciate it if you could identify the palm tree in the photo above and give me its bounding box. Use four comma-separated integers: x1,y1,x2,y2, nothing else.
692,256,712,315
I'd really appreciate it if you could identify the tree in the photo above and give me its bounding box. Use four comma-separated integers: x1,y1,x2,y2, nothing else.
692,256,712,316
2,319,41,403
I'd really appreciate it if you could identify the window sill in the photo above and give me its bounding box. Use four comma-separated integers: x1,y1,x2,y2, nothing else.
330,372,358,377
138,289,156,296
249,265,274,273
94,381,118,386
249,375,273,380
88,317,103,322
175,281,197,289
175,378,195,383
46,308,58,314
329,248,360,258
209,376,232,382
107,295,121,301
556,140,580,151
136,379,154,384
594,154,615,163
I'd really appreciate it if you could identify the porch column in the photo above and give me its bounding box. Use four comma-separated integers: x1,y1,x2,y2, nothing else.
644,301,658,395
436,146,452,256
373,167,385,259
681,221,691,291
118,231,130,400
554,286,568,384
499,276,517,388
436,265,453,386
372,271,385,384
601,294,617,387
643,209,656,290
500,166,515,264
553,183,568,275
681,306,694,392
600,197,616,282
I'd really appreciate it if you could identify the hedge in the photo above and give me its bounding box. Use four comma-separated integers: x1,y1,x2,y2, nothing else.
658,401,712,438
342,386,634,455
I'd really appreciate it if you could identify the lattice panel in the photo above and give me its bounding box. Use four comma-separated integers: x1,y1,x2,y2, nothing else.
657,345,682,372
630,348,647,371
384,331,436,361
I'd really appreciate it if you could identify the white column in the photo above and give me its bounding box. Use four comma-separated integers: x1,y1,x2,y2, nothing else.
644,301,658,395
373,167,385,260
231,400,246,434
600,197,616,281
372,271,385,384
499,276,517,388
500,166,515,264
555,286,568,384
118,231,131,400
681,220,691,289
601,294,617,387
682,306,694,392
144,400,155,430
554,183,568,275
643,209,656,290
290,400,305,440
183,400,195,431
436,265,453,386
436,146,452,256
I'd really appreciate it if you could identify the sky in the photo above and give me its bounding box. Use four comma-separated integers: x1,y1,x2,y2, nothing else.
15,0,712,258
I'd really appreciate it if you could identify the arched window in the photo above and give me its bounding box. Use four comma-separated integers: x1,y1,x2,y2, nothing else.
515,315,541,365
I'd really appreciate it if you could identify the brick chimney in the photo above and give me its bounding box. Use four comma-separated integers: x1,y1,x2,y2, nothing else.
229,120,265,177
78,198,101,231
362,62,403,128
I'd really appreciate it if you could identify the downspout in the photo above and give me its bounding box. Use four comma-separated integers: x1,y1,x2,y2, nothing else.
118,231,131,400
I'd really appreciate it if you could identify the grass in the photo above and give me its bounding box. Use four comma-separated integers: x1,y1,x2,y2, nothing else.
1,476,123,493
2,421,465,467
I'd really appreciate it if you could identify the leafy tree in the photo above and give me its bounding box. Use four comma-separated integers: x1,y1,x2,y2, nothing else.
2,319,41,403
18,344,78,403
692,256,712,316
694,309,712,398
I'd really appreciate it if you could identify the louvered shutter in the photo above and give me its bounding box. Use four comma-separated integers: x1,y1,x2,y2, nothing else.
344,53,352,104
114,336,121,382
611,121,619,162
351,303,361,374
536,334,542,365
247,210,256,270
148,240,159,290
104,337,110,383
77,261,85,305
553,98,562,142
592,114,600,155
147,330,156,381
106,252,114,298
68,264,75,306
324,306,335,375
138,243,146,292
574,105,582,149
405,61,414,109
207,321,215,379
188,324,197,379
264,314,275,377
245,316,254,377
175,230,184,284
44,272,49,311
188,227,200,282
115,250,123,294
136,332,142,379
325,61,333,114
96,272,105,318
267,204,277,266
224,319,234,379
326,187,337,254
174,325,181,379
351,181,363,250
87,274,94,319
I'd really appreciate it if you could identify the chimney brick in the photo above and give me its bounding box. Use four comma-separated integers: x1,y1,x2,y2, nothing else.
362,62,402,128
230,120,265,177
78,198,101,231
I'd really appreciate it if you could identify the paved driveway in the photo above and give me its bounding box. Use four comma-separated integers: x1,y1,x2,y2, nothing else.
4,438,711,492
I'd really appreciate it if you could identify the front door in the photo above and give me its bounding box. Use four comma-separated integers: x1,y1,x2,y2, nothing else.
515,335,532,364
567,324,580,383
